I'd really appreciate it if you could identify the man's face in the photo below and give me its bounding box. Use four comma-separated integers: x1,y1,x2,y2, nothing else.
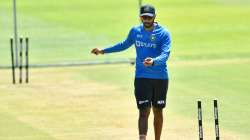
140,15,155,28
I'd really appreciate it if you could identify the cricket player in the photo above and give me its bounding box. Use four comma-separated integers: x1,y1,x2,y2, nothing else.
91,4,171,140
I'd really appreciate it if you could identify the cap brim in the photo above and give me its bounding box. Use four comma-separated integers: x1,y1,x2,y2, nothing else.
140,13,155,17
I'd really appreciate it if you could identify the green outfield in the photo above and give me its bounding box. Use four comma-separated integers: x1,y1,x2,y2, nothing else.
0,0,250,139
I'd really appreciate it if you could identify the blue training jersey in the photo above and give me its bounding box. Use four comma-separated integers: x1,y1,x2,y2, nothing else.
103,23,171,79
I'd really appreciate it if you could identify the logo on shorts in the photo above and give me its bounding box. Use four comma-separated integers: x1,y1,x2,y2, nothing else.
157,100,165,105
139,100,149,105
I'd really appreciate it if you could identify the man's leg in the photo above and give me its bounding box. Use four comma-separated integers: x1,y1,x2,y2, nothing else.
139,107,151,140
134,78,153,140
152,79,168,140
153,107,163,140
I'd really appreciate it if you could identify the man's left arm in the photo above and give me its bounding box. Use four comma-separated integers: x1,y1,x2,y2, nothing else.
153,32,171,66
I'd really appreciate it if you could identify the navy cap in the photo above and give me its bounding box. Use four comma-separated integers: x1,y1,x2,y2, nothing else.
140,4,156,17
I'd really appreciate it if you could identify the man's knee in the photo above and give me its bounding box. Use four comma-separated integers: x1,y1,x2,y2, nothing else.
139,108,151,118
153,107,163,118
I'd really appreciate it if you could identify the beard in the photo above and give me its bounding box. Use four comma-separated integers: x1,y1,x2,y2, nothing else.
143,21,154,29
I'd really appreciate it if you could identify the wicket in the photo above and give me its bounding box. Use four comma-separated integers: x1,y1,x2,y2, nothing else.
197,101,203,140
10,38,16,84
214,100,220,140
19,38,23,83
10,37,29,84
197,100,220,140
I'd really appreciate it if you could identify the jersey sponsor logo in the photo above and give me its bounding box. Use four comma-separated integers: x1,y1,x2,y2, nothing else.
139,100,149,105
135,40,157,49
157,100,165,105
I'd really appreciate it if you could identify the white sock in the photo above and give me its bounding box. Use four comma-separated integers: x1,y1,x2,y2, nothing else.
139,135,146,140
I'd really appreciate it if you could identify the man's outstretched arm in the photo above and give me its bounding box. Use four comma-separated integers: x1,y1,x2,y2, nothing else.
91,28,135,55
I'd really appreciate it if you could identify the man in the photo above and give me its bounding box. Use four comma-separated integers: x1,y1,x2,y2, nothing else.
91,4,171,140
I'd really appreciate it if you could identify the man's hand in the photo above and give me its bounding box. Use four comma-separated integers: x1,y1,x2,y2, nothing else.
91,48,104,55
143,57,154,67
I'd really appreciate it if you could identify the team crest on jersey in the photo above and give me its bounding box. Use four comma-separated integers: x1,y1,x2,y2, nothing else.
150,34,156,41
